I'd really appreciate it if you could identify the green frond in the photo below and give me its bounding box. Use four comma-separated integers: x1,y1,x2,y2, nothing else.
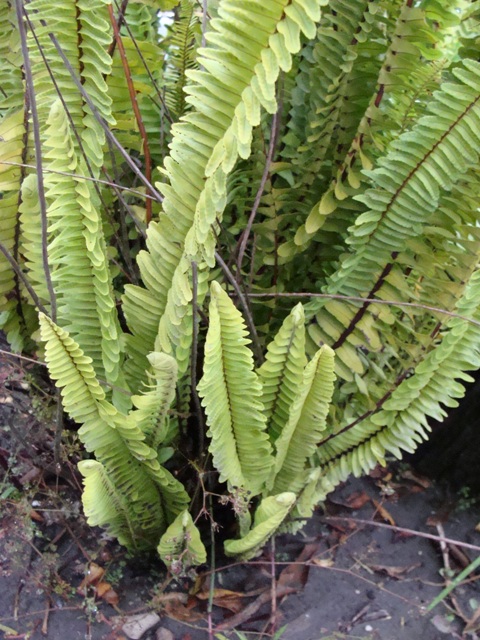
197,281,273,496
0,110,26,310
78,459,139,548
272,345,336,495
164,0,200,120
18,175,50,305
157,509,207,570
319,265,480,486
306,58,480,383
130,352,178,452
0,2,23,115
39,313,190,549
123,0,325,387
224,492,296,559
257,302,307,443
44,100,122,387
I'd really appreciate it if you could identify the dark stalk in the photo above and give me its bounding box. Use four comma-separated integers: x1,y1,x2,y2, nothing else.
190,261,205,454
35,24,163,203
15,0,57,321
0,241,48,315
215,251,264,365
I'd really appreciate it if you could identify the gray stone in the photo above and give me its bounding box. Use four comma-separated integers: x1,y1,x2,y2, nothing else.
122,612,160,639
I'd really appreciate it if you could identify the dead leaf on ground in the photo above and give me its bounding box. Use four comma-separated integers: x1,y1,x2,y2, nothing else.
163,600,204,623
346,491,371,510
371,498,396,526
78,562,105,593
311,557,334,568
277,542,319,590
369,562,421,579
399,469,431,489
196,587,265,613
96,581,119,606
77,562,119,606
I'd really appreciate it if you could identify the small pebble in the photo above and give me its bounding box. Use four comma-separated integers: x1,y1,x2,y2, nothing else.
122,613,160,640
155,628,174,640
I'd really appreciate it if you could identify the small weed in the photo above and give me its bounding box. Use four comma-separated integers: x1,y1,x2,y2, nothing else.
456,486,477,512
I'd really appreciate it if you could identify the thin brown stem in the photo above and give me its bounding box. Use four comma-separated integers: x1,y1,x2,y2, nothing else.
15,0,57,321
108,4,153,223
245,291,480,329
236,110,280,277
215,251,264,365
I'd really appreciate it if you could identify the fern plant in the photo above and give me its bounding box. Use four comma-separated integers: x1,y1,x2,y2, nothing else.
2,0,480,569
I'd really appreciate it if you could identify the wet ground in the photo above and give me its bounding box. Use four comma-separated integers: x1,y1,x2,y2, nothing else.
1,355,480,640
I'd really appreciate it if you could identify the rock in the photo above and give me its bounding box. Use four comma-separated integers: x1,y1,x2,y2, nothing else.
122,613,160,639
155,628,174,640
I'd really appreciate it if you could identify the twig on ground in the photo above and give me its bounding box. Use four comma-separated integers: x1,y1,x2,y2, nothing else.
321,516,480,553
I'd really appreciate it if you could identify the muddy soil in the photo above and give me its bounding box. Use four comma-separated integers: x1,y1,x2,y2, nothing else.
1,355,480,640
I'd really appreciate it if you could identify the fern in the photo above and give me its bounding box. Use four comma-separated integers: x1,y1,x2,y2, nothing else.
158,510,207,571
4,0,480,567
39,313,189,549
197,281,273,496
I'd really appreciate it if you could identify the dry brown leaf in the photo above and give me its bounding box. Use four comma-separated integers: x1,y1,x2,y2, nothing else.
196,587,265,613
399,469,431,489
311,557,334,568
30,509,43,522
277,542,319,590
345,491,371,510
163,600,204,623
371,498,396,526
369,562,421,579
78,562,105,593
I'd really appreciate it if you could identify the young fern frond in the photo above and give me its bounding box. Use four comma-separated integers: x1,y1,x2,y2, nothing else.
224,492,296,559
158,510,207,571
257,302,307,443
197,281,273,496
164,0,200,121
39,313,190,549
271,345,336,495
130,352,178,452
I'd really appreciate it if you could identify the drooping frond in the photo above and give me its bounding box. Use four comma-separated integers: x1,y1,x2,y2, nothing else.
271,345,336,495
197,281,273,495
39,313,190,549
130,352,178,452
306,58,480,383
157,509,207,570
122,0,325,388
224,492,296,559
43,100,122,387
316,266,480,485
257,302,307,443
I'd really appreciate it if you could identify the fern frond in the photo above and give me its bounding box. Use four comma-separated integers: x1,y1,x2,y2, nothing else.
306,58,480,383
130,352,178,452
272,345,336,495
123,0,325,387
164,0,200,120
44,100,122,387
39,313,190,549
197,281,273,496
224,492,296,559
157,510,207,570
257,302,307,443
319,266,480,485
78,459,139,548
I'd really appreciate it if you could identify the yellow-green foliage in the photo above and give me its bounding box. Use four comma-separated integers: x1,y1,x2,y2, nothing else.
2,0,480,564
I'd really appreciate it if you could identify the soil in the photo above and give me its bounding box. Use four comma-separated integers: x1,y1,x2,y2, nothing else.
1,353,480,640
